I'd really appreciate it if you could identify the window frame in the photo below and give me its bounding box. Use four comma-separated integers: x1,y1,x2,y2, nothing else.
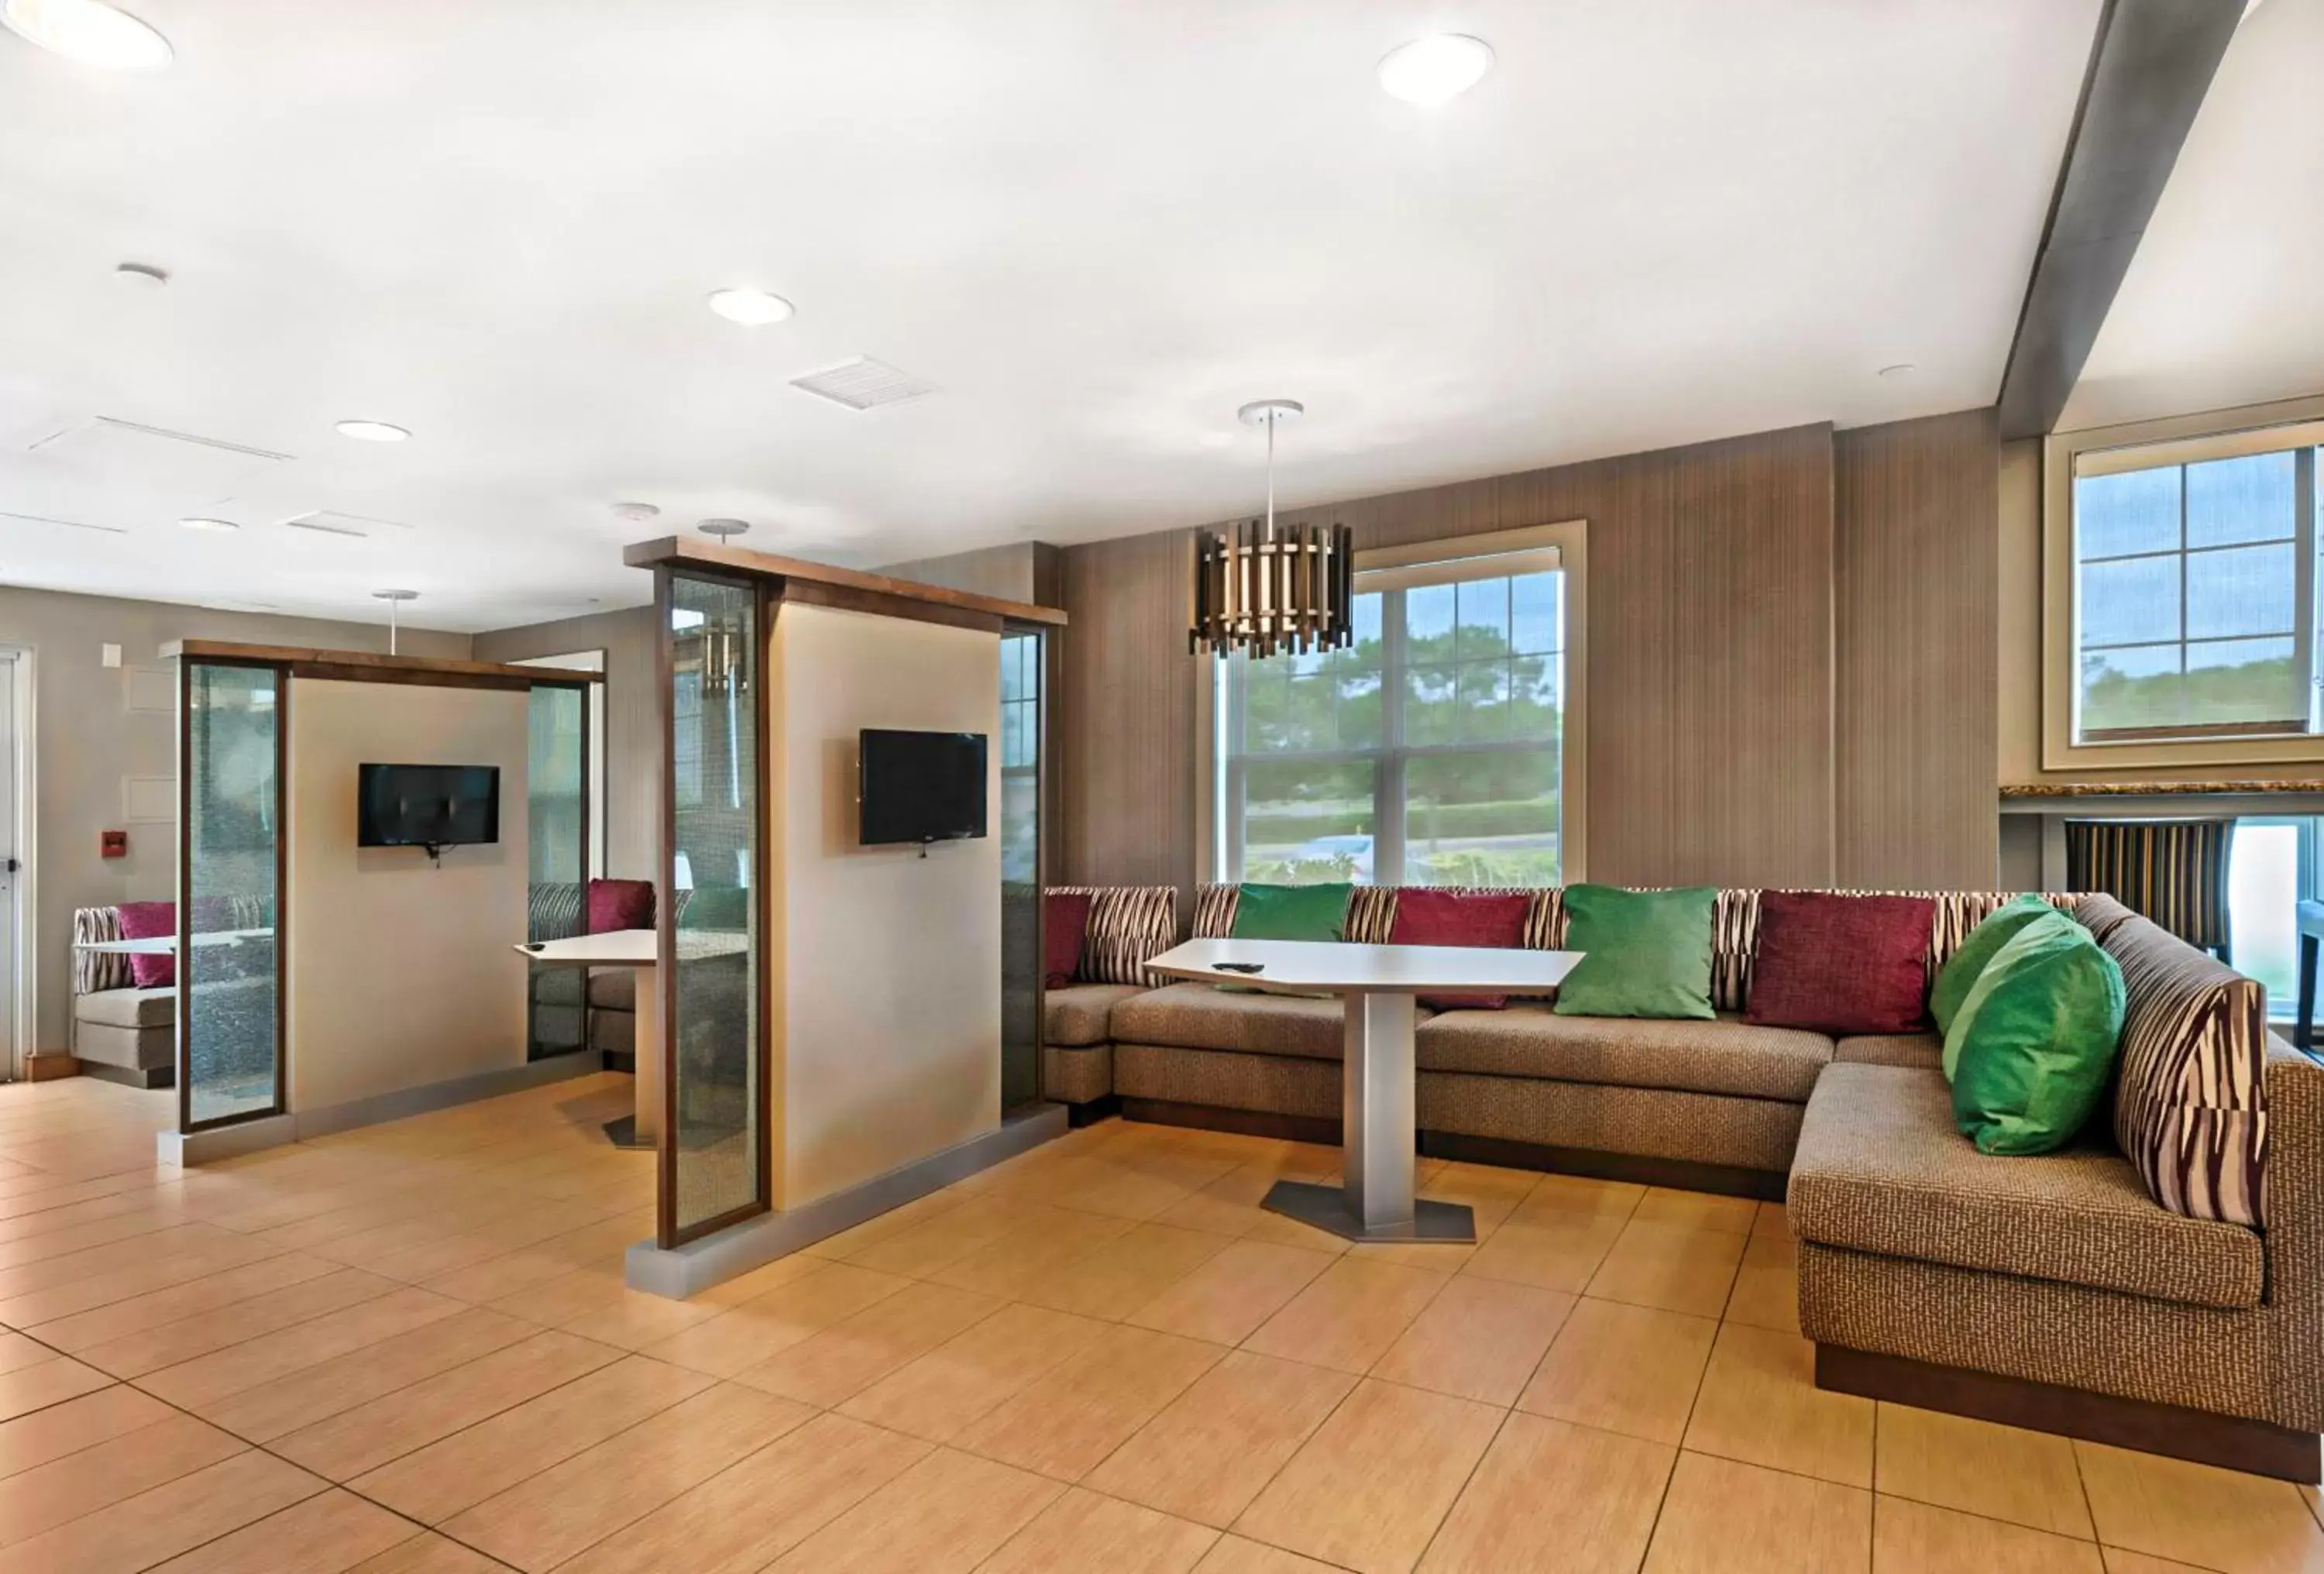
1198,519,1588,886
2043,394,2324,772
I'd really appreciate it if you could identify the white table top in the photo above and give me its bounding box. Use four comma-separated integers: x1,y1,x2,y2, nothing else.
75,928,273,955
514,928,748,967
1147,938,1583,995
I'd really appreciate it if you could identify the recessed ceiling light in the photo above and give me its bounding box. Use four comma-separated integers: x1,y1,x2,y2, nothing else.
179,516,239,531
706,288,794,326
1878,363,1918,380
612,500,662,522
1377,34,1494,106
335,419,411,442
2,0,172,70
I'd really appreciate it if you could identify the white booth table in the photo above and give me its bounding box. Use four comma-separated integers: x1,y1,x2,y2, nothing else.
77,929,274,955
515,927,748,1149
1147,936,1583,1242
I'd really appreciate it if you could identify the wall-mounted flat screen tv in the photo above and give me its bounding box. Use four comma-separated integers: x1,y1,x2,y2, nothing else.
357,763,501,849
858,729,987,847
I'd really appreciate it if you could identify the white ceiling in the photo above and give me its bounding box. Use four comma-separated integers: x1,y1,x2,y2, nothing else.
2058,0,2324,431
0,0,2106,633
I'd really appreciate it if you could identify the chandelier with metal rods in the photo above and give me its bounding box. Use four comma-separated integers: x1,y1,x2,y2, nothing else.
1189,399,1354,659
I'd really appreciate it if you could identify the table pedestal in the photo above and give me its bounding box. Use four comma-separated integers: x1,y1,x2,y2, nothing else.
1260,991,1476,1243
603,962,662,1150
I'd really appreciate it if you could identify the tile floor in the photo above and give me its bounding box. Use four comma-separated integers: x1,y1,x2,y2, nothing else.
0,1074,2321,1572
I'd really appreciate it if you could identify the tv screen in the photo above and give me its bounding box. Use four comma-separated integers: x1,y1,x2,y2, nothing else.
859,730,987,847
357,763,501,849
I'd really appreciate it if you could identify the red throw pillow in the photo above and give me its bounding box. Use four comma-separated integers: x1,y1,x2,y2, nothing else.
585,878,655,935
1388,888,1532,1010
116,899,177,989
1045,891,1093,988
1746,891,1937,1035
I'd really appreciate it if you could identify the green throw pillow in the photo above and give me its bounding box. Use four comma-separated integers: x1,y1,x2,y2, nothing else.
1933,894,2055,1056
1947,911,2126,1156
1229,882,1350,941
1552,885,1716,1021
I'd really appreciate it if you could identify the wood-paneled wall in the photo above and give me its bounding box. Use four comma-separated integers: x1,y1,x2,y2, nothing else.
1835,409,2002,889
1054,413,2002,909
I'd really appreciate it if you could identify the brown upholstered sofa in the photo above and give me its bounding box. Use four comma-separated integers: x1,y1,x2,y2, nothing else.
1039,881,2322,1479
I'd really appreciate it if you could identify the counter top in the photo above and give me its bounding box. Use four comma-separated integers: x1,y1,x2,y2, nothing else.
2002,780,2324,799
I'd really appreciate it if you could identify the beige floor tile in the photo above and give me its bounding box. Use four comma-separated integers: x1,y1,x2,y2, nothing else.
199,1305,537,1442
1085,1349,1359,1528
1517,1297,1717,1445
799,1189,967,1263
763,1445,1064,1573
2075,1440,2324,1573
1233,1377,1502,1574
145,1488,422,1574
2101,1552,2218,1573
1873,1496,2106,1572
442,1381,812,1571
1874,1404,2094,1539
1721,1233,1800,1334
0,1383,175,1479
554,1280,732,1349
1370,1276,1574,1406
844,1196,1033,1278
1752,1201,1790,1241
840,1301,1110,1443
1632,1187,1759,1235
638,1262,911,1376
20,1251,342,1356
1016,1222,1232,1319
980,1486,1222,1574
1642,1451,1869,1573
735,1280,1002,1407
1459,1214,1628,1293
66,1266,400,1380
1192,1537,1346,1573
956,1322,1226,1481
1508,1174,1645,1227
1241,1256,1448,1375
930,1205,1139,1298
1125,1239,1337,1345
1420,1411,1673,1573
555,1411,930,1574
343,1534,507,1574
0,1410,247,1546
0,1449,327,1574
1585,1218,1748,1318
686,1245,834,1307
0,1351,113,1422
136,1286,466,1411
349,1353,712,1524
272,1327,622,1479
1682,1322,1873,1487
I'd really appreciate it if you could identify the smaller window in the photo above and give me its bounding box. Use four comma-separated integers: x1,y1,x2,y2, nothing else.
2071,428,2320,745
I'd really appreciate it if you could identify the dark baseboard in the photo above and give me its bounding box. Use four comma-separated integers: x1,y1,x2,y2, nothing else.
600,1050,636,1075
1064,1095,1121,1129
1119,1098,1341,1146
1817,1344,2321,1484
80,1060,174,1090
1419,1130,1788,1201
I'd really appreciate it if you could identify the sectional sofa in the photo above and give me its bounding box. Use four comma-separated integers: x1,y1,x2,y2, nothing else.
1042,882,2322,1481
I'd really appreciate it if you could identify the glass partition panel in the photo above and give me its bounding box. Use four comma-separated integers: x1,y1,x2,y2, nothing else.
999,630,1041,1108
665,573,762,1240
182,662,283,1128
526,682,588,1060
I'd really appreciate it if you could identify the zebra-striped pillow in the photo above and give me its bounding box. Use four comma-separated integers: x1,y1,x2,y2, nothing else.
2082,892,2270,1226
1051,886,1177,987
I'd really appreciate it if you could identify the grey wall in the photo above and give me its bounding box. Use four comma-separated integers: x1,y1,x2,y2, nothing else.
0,585,468,1057
472,606,658,883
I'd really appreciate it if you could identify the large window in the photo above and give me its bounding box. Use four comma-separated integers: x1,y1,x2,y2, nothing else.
2070,428,2321,745
1215,548,1569,887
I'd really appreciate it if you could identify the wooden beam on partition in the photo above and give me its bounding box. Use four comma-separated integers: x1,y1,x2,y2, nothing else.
1995,0,2243,441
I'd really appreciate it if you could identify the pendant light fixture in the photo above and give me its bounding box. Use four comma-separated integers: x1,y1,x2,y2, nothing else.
1189,399,1353,658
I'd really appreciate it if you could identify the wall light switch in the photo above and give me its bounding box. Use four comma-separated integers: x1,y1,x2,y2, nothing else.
101,643,122,668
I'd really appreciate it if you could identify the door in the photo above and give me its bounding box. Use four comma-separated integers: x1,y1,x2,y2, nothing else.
0,652,17,1079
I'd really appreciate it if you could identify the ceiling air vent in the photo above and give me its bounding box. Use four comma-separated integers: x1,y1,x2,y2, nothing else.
283,509,411,538
789,358,938,411
0,508,127,534
25,417,290,495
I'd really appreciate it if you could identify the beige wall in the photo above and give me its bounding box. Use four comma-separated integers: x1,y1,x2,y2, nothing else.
473,606,658,880
879,542,1061,608
769,601,1001,1208
285,679,530,1112
0,585,467,1056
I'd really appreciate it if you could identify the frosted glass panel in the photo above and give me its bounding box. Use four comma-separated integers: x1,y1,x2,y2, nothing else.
184,663,280,1127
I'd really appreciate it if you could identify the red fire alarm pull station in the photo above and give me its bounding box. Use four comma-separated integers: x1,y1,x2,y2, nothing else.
101,830,129,859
